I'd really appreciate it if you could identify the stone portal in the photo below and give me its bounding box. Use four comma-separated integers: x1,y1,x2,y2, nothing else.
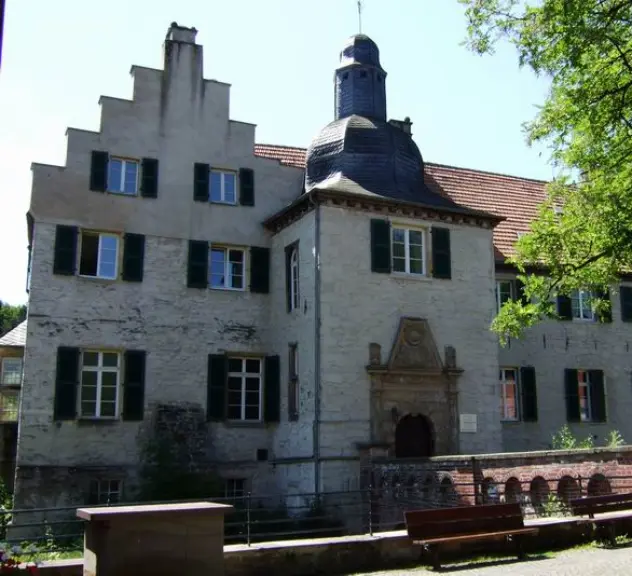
365,317,462,457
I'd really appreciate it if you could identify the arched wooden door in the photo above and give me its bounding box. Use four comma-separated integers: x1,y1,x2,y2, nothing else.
395,414,434,458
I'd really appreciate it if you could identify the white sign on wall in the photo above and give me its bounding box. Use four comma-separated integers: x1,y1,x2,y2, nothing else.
459,414,478,433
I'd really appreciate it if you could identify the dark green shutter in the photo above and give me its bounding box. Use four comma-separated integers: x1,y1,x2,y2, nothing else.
54,347,79,421
515,278,529,305
122,350,146,421
53,225,78,276
557,295,573,320
264,355,281,423
207,355,227,421
621,286,632,322
239,168,255,206
193,163,210,202
122,234,145,282
187,240,209,288
370,219,391,273
140,158,159,198
431,227,452,279
595,289,612,323
589,370,606,423
250,246,270,294
564,368,580,422
520,367,538,422
90,151,109,192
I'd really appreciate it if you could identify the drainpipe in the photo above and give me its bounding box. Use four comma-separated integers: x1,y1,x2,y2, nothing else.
309,192,322,497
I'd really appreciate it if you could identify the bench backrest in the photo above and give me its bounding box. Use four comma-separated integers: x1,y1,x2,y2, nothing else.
404,503,524,540
570,492,632,517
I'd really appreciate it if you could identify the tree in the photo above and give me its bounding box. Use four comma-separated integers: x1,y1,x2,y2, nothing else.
459,0,632,343
0,303,26,337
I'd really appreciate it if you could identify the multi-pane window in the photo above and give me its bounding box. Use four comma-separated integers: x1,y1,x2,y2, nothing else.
79,232,119,280
210,170,237,204
1,358,22,386
496,280,514,312
224,478,245,500
80,351,120,419
571,290,594,320
578,370,591,421
209,247,245,290
288,344,299,421
392,227,425,275
0,391,19,422
227,358,262,421
108,158,138,195
500,368,519,421
290,248,299,310
90,479,122,505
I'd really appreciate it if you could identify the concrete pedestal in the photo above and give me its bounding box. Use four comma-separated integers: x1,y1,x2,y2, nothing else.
77,501,233,576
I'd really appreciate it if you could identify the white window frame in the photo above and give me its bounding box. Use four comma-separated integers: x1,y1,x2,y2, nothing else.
79,232,120,280
226,357,262,422
91,479,122,505
290,247,299,310
1,358,23,387
578,370,592,422
79,351,121,419
391,226,426,276
209,170,237,205
496,280,515,312
500,368,519,422
571,290,595,321
224,478,246,500
209,246,246,291
108,157,139,195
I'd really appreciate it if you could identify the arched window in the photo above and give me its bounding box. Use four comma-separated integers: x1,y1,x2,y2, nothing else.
290,248,299,310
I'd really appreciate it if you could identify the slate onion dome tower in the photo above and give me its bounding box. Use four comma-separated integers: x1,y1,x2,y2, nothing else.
306,34,439,204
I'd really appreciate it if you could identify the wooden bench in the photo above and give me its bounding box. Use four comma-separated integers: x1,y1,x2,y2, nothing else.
404,503,539,570
570,492,632,546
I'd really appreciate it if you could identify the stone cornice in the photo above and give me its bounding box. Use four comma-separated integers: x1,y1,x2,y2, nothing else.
263,189,504,235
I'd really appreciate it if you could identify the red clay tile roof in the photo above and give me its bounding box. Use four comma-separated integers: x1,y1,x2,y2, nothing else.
254,143,548,260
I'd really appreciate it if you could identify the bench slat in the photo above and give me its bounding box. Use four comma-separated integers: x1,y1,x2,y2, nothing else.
570,492,632,517
413,527,539,546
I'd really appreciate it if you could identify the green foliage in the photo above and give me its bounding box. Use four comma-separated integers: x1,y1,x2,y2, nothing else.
606,429,626,448
459,0,632,341
0,303,26,338
541,493,570,518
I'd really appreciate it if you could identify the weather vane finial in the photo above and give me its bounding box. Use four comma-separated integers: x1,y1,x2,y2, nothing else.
357,0,363,34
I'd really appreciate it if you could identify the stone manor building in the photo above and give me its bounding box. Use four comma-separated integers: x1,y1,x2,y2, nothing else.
13,23,632,509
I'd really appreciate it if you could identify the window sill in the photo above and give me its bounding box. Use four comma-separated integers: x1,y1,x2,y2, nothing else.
78,274,118,283
391,272,431,282
210,200,238,206
222,420,267,429
76,418,119,426
501,419,521,425
209,287,246,293
106,190,138,197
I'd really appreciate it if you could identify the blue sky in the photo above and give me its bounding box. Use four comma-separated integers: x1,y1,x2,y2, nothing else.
0,0,551,306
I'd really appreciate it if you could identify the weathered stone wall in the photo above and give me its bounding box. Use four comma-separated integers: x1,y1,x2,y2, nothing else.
18,28,303,508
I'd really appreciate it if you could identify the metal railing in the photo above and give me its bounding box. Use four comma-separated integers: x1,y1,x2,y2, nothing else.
2,469,632,555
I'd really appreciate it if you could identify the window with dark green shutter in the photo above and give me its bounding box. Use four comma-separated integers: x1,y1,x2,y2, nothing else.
239,168,255,206
54,347,80,420
53,225,78,276
264,355,281,423
370,219,391,273
621,286,632,322
564,368,580,422
250,247,270,294
285,242,299,312
140,158,159,198
187,240,209,288
193,163,210,202
589,370,607,423
431,227,452,279
520,367,538,422
557,295,573,320
122,350,146,421
595,289,612,323
90,151,109,192
122,234,145,282
207,354,227,421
